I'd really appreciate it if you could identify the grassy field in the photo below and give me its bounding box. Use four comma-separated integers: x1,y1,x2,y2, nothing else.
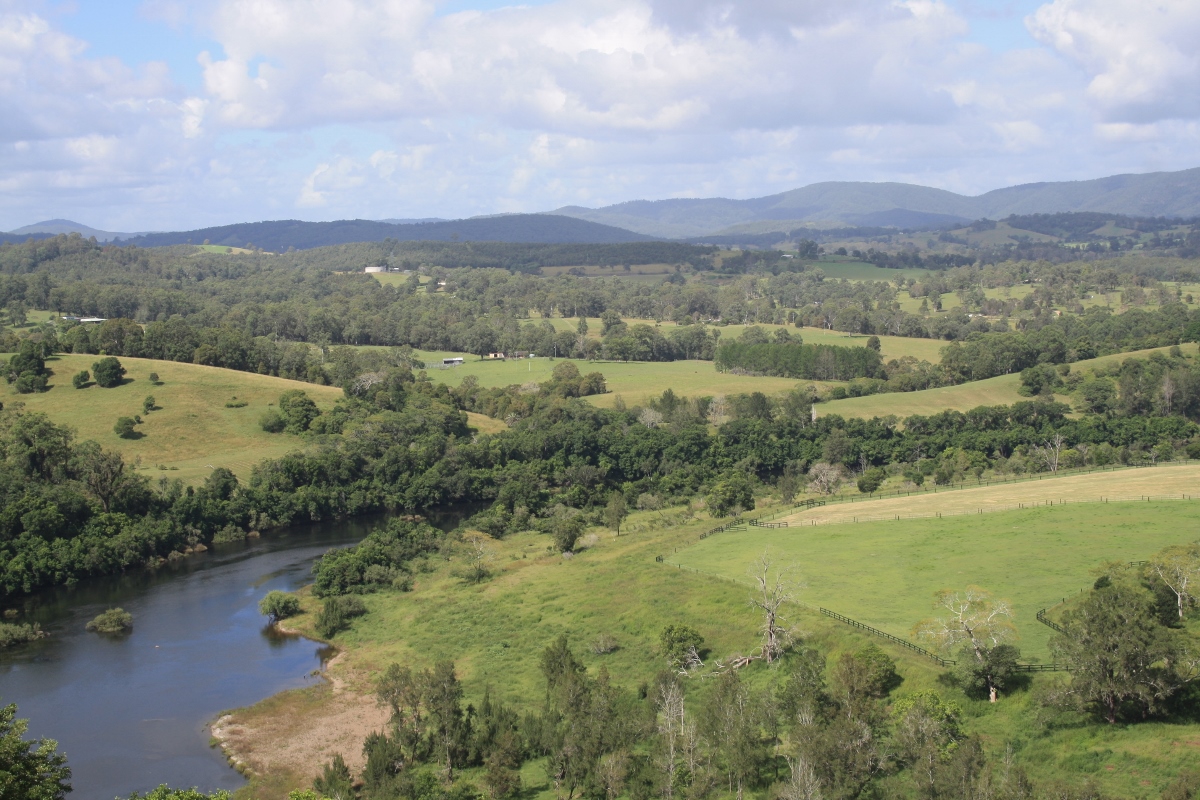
415,352,820,407
813,259,933,281
194,244,255,255
3,354,503,482
672,498,1200,662
821,343,1199,419
4,354,343,484
226,493,1200,799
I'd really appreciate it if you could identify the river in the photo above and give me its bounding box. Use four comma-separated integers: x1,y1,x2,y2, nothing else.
0,511,463,799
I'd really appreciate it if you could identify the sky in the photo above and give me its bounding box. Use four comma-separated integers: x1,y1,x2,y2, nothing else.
1,0,1199,232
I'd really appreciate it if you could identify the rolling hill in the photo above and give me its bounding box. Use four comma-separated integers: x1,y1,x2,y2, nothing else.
549,166,1200,237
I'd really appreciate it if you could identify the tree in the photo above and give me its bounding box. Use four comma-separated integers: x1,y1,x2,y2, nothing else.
656,681,685,800
749,553,799,664
1150,544,1200,620
1029,433,1066,473
424,660,471,781
313,754,353,800
0,699,72,800
278,389,320,433
914,586,1017,702
659,624,705,669
92,356,126,388
1052,580,1187,723
806,463,841,495
142,395,157,414
701,670,765,800
891,691,963,800
258,591,302,623
148,372,160,384
72,441,131,513
71,371,89,389
707,473,754,517
603,492,627,536
113,416,138,439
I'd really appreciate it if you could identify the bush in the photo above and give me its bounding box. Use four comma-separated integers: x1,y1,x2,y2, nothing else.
148,372,160,384
591,633,619,654
92,357,126,388
72,370,90,389
0,621,45,647
857,467,886,494
113,416,138,438
142,395,156,414
86,608,133,634
258,591,302,623
315,595,367,638
259,408,286,433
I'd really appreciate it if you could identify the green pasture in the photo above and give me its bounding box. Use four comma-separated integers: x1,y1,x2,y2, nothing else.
2,309,56,333
668,501,1200,662
414,351,817,406
813,259,933,282
193,244,255,255
2,353,343,484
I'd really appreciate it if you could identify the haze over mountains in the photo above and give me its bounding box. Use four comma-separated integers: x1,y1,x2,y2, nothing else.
5,166,1200,250
551,167,1200,238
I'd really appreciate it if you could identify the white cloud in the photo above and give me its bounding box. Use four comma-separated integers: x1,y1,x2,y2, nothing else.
1027,0,1200,122
1,0,1199,229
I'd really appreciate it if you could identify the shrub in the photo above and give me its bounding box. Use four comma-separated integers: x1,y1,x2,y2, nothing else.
113,416,138,438
857,467,886,494
72,370,90,389
142,395,156,414
0,621,45,647
92,356,126,388
315,595,367,638
259,408,286,433
86,608,133,634
591,633,619,654
212,524,247,543
258,591,302,623
148,372,160,384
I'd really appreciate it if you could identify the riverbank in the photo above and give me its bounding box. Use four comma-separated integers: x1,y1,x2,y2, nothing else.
211,648,389,796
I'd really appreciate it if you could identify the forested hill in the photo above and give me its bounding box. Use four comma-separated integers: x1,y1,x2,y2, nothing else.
124,214,655,251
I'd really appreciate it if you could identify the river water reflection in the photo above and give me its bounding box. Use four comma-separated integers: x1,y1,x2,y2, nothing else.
0,512,450,799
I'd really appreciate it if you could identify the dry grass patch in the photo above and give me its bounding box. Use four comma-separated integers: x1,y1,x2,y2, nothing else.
777,463,1200,527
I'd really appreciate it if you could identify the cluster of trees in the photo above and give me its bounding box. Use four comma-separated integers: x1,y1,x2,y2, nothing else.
715,340,883,381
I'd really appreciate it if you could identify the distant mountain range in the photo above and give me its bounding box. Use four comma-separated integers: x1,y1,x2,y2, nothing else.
124,214,653,250
549,167,1200,238
6,166,1200,249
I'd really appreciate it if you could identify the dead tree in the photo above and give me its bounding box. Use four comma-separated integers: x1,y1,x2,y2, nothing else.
749,552,801,664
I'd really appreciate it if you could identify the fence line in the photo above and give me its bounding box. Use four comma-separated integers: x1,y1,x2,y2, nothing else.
1036,608,1066,635
819,607,956,666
